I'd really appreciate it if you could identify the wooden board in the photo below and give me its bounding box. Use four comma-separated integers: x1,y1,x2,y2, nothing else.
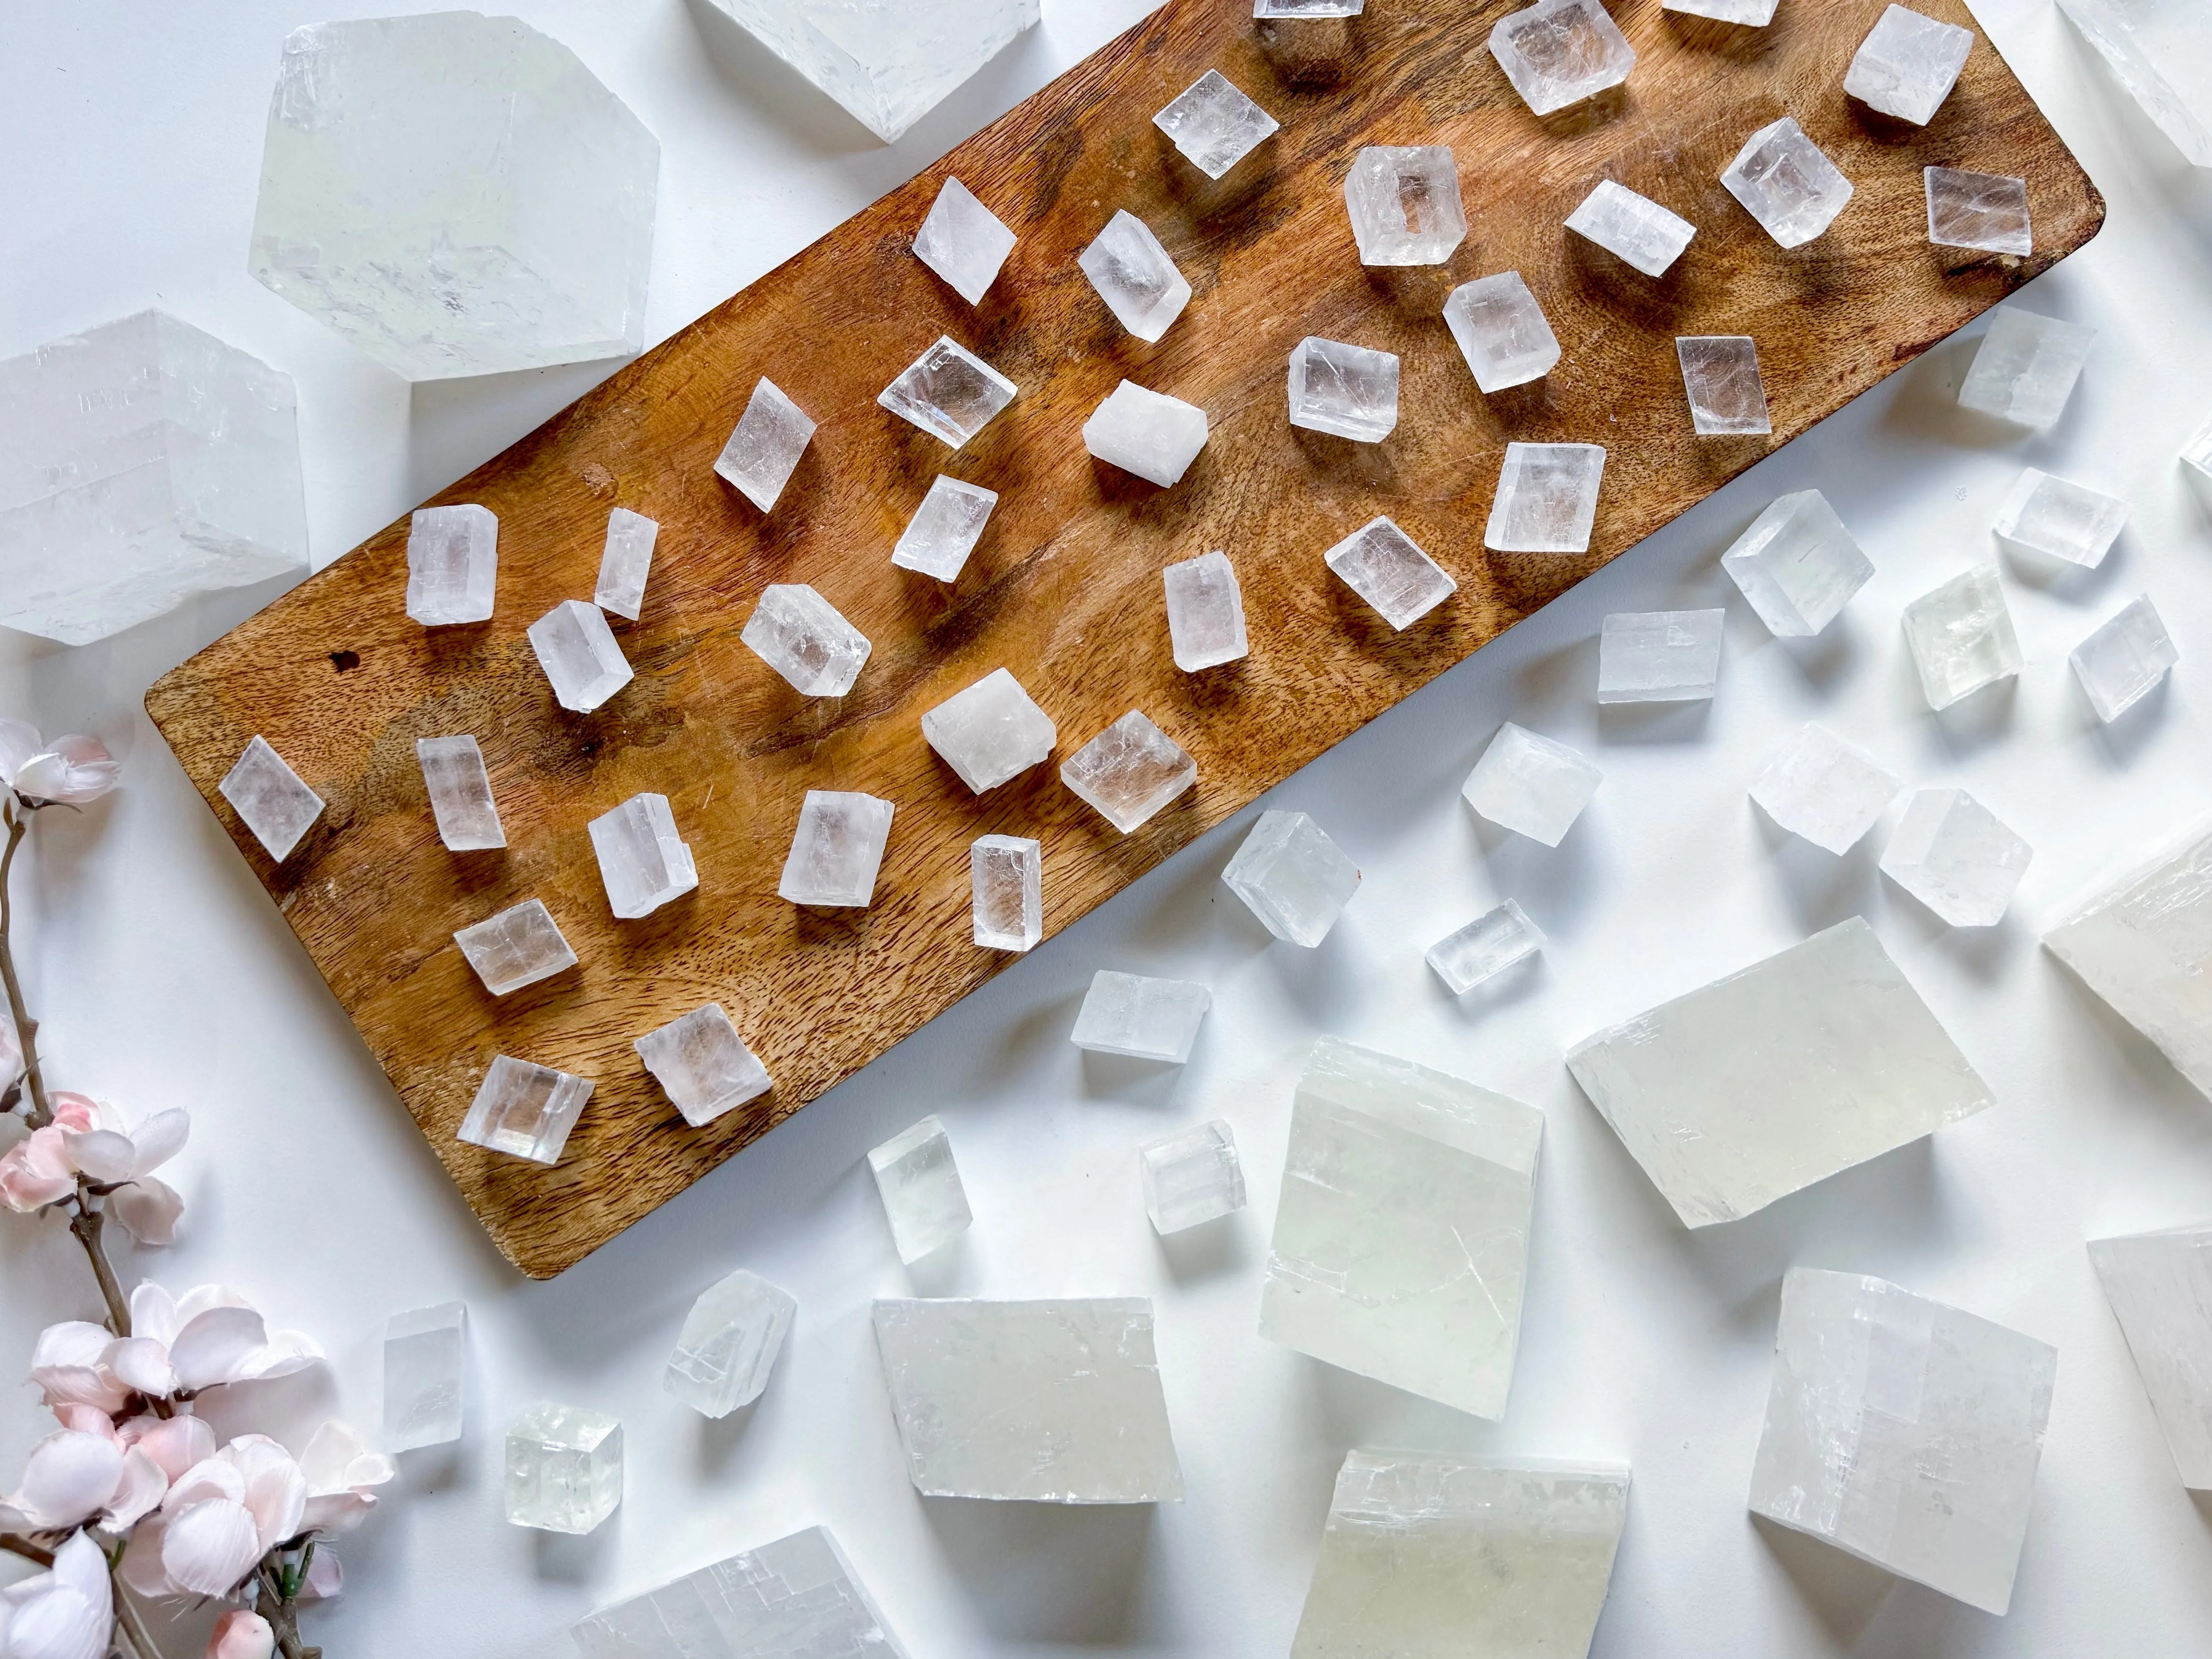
146,0,2101,1277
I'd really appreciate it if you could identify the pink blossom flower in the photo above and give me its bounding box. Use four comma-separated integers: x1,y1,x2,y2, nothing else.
205,1610,275,1659
103,1284,321,1401
0,722,120,808
118,1413,216,1483
28,1323,129,1415
0,1416,166,1533
0,1530,112,1659
297,1422,393,1536
123,1435,306,1600
0,1125,76,1212
52,1093,188,1245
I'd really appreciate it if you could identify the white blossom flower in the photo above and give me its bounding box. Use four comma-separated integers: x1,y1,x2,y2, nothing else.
205,1609,276,1659
27,1324,129,1417
0,1530,112,1659
0,722,119,808
297,1422,393,1536
0,1408,167,1535
102,1284,321,1401
123,1435,305,1600
0,1094,187,1244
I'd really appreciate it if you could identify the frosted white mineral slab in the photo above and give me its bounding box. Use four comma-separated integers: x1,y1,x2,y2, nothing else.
879,336,1016,448
1426,900,1545,995
2089,1223,2212,1489
1748,723,1900,854
1138,1120,1246,1234
417,735,505,852
1722,489,1873,637
504,1402,621,1534
921,667,1056,792
528,600,633,714
1061,711,1196,832
741,583,871,697
1902,562,2021,710
1881,788,2032,927
1289,337,1400,442
595,507,657,621
1444,273,1561,394
1258,0,1364,12
383,1302,465,1453
1959,309,2095,430
868,1115,972,1263
1464,723,1602,846
2071,596,2178,722
663,1268,795,1419
249,14,659,380
220,736,324,861
971,834,1043,951
2055,0,2212,169
779,790,893,907
634,1003,772,1128
1846,5,1973,124
0,310,308,646
1222,810,1360,947
873,1297,1184,1502
589,793,697,920
1994,469,2127,568
1154,70,1279,179
405,505,499,628
1564,180,1696,276
1261,1038,1544,1417
1748,1268,2054,1614
715,379,816,511
893,476,997,580
913,176,1015,307
1486,443,1606,553
1072,971,1211,1063
1083,382,1208,487
1927,167,2032,255
1567,917,1994,1226
571,1527,909,1659
1663,0,1777,21
1292,1452,1630,1659
1722,117,1854,248
1489,0,1637,116
1676,336,1771,435
460,1055,592,1166
1326,516,1456,630
1079,212,1191,343
1343,147,1467,265
1597,609,1724,704
1163,550,1248,671
455,899,576,995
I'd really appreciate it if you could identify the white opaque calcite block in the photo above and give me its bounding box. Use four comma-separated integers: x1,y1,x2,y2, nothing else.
1163,550,1249,671
1138,1120,1246,1234
1489,0,1636,116
1749,723,1900,854
1061,711,1196,831
779,790,894,907
1444,273,1560,394
1343,147,1466,265
589,792,697,920
406,504,499,627
1721,489,1873,636
971,834,1043,951
715,379,817,511
595,507,657,620
1676,336,1771,435
220,735,325,861
572,1526,910,1659
1846,4,1973,124
920,667,1056,792
1902,562,2021,710
1663,0,1777,21
1959,309,2095,429
504,1402,622,1534
868,1115,972,1263
1222,810,1360,947
1463,722,1602,846
873,1297,1184,1502
1567,918,1994,1227
2055,0,2211,168
417,736,506,852
383,1302,466,1453
878,336,1016,448
1083,382,1208,487
1722,117,1854,248
2072,596,2179,722
664,1268,795,1419
1564,180,1696,276
913,176,1015,306
1154,69,1278,179
1072,971,1211,1063
741,583,871,697
1881,788,2033,927
893,476,998,580
1289,337,1400,442
1927,167,2032,255
1426,900,1545,995
1486,443,1606,553
1258,0,1364,12
460,1055,592,1166
528,599,633,713
634,1003,772,1128
1994,469,2127,567
2090,1224,2212,1489
1325,517,1456,630
1079,212,1191,342
1597,609,1724,703
1749,1268,2054,1615
454,899,576,995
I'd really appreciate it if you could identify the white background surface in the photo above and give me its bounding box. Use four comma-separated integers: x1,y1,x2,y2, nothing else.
5,1,2212,1654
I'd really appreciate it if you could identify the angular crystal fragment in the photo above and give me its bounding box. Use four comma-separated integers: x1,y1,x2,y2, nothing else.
873,1297,1184,1502
2089,1224,2212,1489
1489,0,1637,116
1426,900,1545,995
1676,336,1771,435
503,1402,622,1534
1598,609,1724,703
2046,827,2212,1097
1288,337,1400,442
454,899,577,995
1958,309,2095,429
1163,550,1248,672
1078,212,1192,343
1444,274,1560,394
1749,724,1900,854
1222,810,1361,946
1463,723,1601,846
1138,1120,1246,1234
595,507,657,621
1902,562,2021,710
1325,517,1456,630
1994,468,2126,567
2188,417,2212,481
1486,443,1606,553
2055,0,2212,168
1880,788,2032,927
417,736,505,852
635,1003,772,1128
572,1527,910,1659
383,1302,466,1453
1721,489,1872,636
219,736,324,861
664,1269,795,1419
741,583,871,697
589,793,697,920
867,1115,972,1263
528,599,632,714
1342,147,1467,265
1564,179,1696,276
1663,0,1777,20
1261,1038,1544,1417
878,337,1016,448
2071,596,2178,722
460,1055,592,1166
892,476,997,580
1154,70,1279,180
1567,918,1994,1226
1082,382,1208,487
1072,971,1211,1063
971,834,1043,952
1749,1268,2054,1614
778,791,894,907
1846,5,1974,125
1257,0,1364,12
406,505,498,627
1721,117,1854,248
1926,167,2032,255
1061,711,1196,832
913,176,1016,307
920,667,1056,792
714,379,816,511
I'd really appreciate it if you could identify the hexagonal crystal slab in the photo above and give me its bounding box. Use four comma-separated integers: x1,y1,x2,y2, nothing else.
2072,596,2178,722
1061,711,1196,832
2055,0,2212,169
1994,468,2127,567
1444,274,1559,394
1902,563,2021,710
1153,69,1279,180
1426,900,1545,995
405,505,498,627
1326,517,1455,630
572,1527,910,1659
1959,309,2095,430
715,379,816,511
663,1268,795,1419
589,792,697,920
920,667,1056,792
504,1402,622,1534
878,336,1016,448
1343,147,1466,265
1722,117,1854,248
594,507,657,621
1489,0,1636,116
893,476,997,580
1749,724,1900,854
1078,212,1191,343
1083,382,1208,487
779,791,893,907
454,899,576,995
1138,1120,1245,1234
383,1302,465,1453
2089,1223,2212,1490
971,834,1043,951
1926,167,2032,255
460,1055,592,1166
1565,180,1696,277
1222,810,1360,946
417,735,505,852
1072,971,1211,1063
1880,788,2033,927
220,736,324,861
1486,443,1605,553
1845,5,1973,125
1597,609,1724,703
1677,336,1771,436
868,1115,972,1263
635,1003,772,1128
741,583,870,697
1289,337,1400,442
1722,489,1872,636
1163,550,1248,671
913,176,1015,307
1463,723,1601,846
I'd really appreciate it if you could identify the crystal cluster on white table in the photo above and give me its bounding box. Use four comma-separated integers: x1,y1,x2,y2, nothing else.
1903,563,2021,710
1486,443,1606,553
1222,810,1360,946
1444,274,1560,394
572,1526,911,1659
634,1003,772,1128
1083,382,1209,487
594,507,657,620
454,899,575,995
529,600,633,713
417,737,505,852
1722,117,1854,248
867,1115,971,1264
406,505,498,627
1663,0,1777,22
460,1055,592,1166
913,176,1016,306
1080,212,1191,342
873,1297,1184,1501
971,834,1043,951
1061,711,1196,831
1343,146,1466,265
589,793,697,920
663,1268,794,1419
1994,469,2127,567
2054,0,2212,168
1072,971,1211,1063
1464,722,1601,846
1748,723,1900,854
383,1302,465,1453
779,791,894,907
1845,4,1974,125
1597,609,1724,704
715,379,817,511
1427,900,1545,995
1676,336,1771,435
741,583,871,697
1927,167,2032,255
1138,1119,1246,1234
878,336,1017,447
1722,490,1872,636
1565,180,1696,277
1325,517,1456,630
1154,70,1279,179
1880,788,2032,927
920,668,1056,791
2046,827,2212,1097
1163,551,1249,671
504,1402,622,1534
893,476,998,580
1568,918,1994,1226
1288,337,1400,442
1959,309,2095,429
220,736,324,861
2072,597,2178,722
2090,1224,2212,1490
1488,0,1637,116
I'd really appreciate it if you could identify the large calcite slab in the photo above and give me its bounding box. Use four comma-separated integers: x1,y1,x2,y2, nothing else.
249,13,659,380
1260,1038,1543,1418
572,1526,910,1659
1292,1452,1630,1659
2089,1223,2212,1489
1567,918,1993,1227
2055,0,2210,168
872,1298,1184,1502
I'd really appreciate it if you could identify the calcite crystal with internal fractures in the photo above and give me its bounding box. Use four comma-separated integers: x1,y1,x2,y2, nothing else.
1426,900,1545,995
405,504,498,627
715,379,816,511
1881,788,2032,927
1444,273,1560,394
868,1115,971,1263
779,790,893,907
1464,722,1601,846
1163,550,1248,671
1289,337,1399,443
1564,179,1695,276
1486,443,1605,554
220,736,324,861
1722,489,1872,636
1677,336,1771,435
1258,0,1363,12
663,1268,795,1419
1061,711,1196,831
2189,418,2212,481
1845,5,1973,125
2072,596,2178,723
1749,723,1899,854
1079,212,1191,343
913,175,1015,306
572,1527,910,1659
460,1055,592,1166
1222,810,1360,947
1292,1452,1630,1659
2055,0,2211,168
893,475,997,580
1489,0,1636,116
878,336,1016,448
1154,70,1278,179
504,1402,621,1534
920,667,1055,792
1995,469,2127,568
1262,1039,1543,1418
383,1302,465,1452
417,736,505,852
1959,309,2095,430
1072,971,1211,1063
873,1297,1184,1502
595,507,657,621
1722,117,1854,248
1903,563,2020,710
1927,167,2032,255
1326,517,1456,630
455,898,576,995
528,600,632,714
741,583,870,697
1749,1268,2054,1615
1082,382,1208,487
971,834,1042,951
1597,609,1724,704
589,793,697,920
635,1003,772,1128
2089,1223,2212,1489
1663,0,1776,21
1568,917,1993,1227
1138,1120,1245,1234
1343,147,1466,265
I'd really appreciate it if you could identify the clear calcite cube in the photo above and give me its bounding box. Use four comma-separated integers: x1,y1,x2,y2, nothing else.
2188,417,2212,481
1598,609,1725,703
920,667,1056,792
1343,147,1467,265
572,1526,911,1659
383,1302,465,1453
593,507,657,621
1927,167,2032,255
1567,917,1994,1227
1564,179,1696,276
1959,309,2095,429
1994,469,2127,567
1463,722,1601,846
1061,711,1197,832
741,583,871,697
1261,1039,1545,1418
893,476,998,580
1222,810,1361,947
1163,550,1249,671
528,600,633,715
868,1115,972,1263
1293,1453,1630,1659
1486,443,1606,553
1721,489,1873,637
1138,1120,1246,1234
2055,0,2211,168
1082,382,1208,487
715,379,817,511
1663,0,1777,21
1072,971,1211,1063
1288,337,1400,442
913,175,1015,307
2046,827,2212,1097
1153,69,1279,180
0,310,308,647
873,1298,1184,1502
589,793,697,920
779,790,894,907
1881,788,2033,927
1444,273,1560,394
1749,723,1900,854
455,899,577,995
2090,1224,2212,1489
406,505,498,627
664,1269,795,1419
2072,596,2178,722
1722,117,1854,248
249,14,658,381
460,1055,593,1166
878,336,1017,448
417,736,505,852
1749,1269,2055,1615
971,834,1043,951
634,1003,772,1128
1426,900,1545,995
1489,0,1637,116
1846,5,1973,125
220,736,325,861
504,1402,622,1535
1258,0,1364,12
1676,336,1771,435
1902,562,2021,710
1326,517,1457,630
1078,211,1192,343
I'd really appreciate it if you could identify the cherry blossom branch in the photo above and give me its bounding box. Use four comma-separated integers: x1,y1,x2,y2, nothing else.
0,1530,55,1567
257,1553,320,1659
0,799,53,1129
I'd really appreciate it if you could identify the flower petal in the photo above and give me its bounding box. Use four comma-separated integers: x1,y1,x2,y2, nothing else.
102,1335,177,1399
0,719,37,787
102,1447,168,1531
297,1421,368,1490
162,1456,245,1513
117,1513,173,1597
299,1490,376,1535
12,1430,124,1531
169,1305,267,1392
121,1413,215,1482
108,1177,183,1247
128,1282,180,1347
300,1546,342,1601
30,1323,128,1415
47,1095,101,1133
125,1109,190,1173
173,1285,255,1327
206,1609,277,1659
223,1436,306,1550
231,1325,324,1383
4,1531,113,1659
0,1132,78,1212
160,1498,264,1597
59,1128,137,1185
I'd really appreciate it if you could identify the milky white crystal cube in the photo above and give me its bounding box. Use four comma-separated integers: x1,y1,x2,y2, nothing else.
971,834,1042,951
1289,338,1400,442
1567,917,1993,1226
893,476,997,580
1722,489,1873,636
455,899,577,995
1062,711,1196,832
779,790,893,907
1722,117,1854,248
1846,5,1973,125
529,599,634,714
220,735,324,861
868,1115,972,1263
1154,70,1279,180
589,793,697,920
741,583,871,697
1677,336,1771,435
1486,443,1606,553
1903,562,2021,710
1749,1268,2054,1614
1880,788,2032,927
913,175,1016,307
406,505,498,627
461,1055,592,1166
1663,0,1777,21
1079,212,1191,342
1343,147,1467,265
1994,469,2127,568
635,1003,772,1128
383,1302,465,1453
1564,179,1696,276
1464,722,1601,846
1258,0,1364,12
1926,167,2032,255
1223,810,1361,947
1427,900,1545,995
1138,1120,1246,1234
2089,1224,2212,1489
664,1268,795,1419
879,336,1016,448
1445,273,1560,394
572,1527,909,1659
1163,550,1248,671
1083,382,1208,487
1489,0,1636,116
2055,0,2212,168
1749,723,1900,854
1598,609,1724,703
1324,517,1456,630
593,507,657,621
504,1402,622,1534
921,667,1056,792
715,379,816,511
417,735,505,852
2072,596,2178,722
1262,1038,1544,1417
1072,971,1211,1063
1959,309,2095,429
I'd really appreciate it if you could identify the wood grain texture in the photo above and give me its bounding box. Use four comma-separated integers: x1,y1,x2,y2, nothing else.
145,0,2101,1277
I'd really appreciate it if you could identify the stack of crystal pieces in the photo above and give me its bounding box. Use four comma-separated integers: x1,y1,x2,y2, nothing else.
634,1004,772,1128
460,1055,592,1166
454,899,575,995
220,736,325,861
1061,712,1196,831
1071,971,1211,1063
571,1526,910,1659
528,600,632,713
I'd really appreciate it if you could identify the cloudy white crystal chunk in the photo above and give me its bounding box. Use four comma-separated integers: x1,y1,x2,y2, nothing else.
220,736,324,861
455,899,576,995
504,1402,621,1534
590,793,697,920
572,1526,910,1659
1567,917,1993,1227
249,14,658,381
1846,5,1973,125
1326,517,1456,630
1427,900,1545,995
1293,1452,1630,1659
921,667,1056,792
1138,1120,1246,1234
460,1055,592,1166
1343,147,1467,265
1222,810,1360,947
972,834,1043,952
2055,0,2212,168
868,1115,972,1263
2090,1224,2212,1489
779,791,893,907
1926,167,2032,255
1083,382,1208,487
1663,0,1777,21
664,1268,795,1419
1153,70,1279,180
1261,1038,1544,1417
1289,338,1400,442
383,1302,465,1453
1749,1268,2054,1614
0,310,308,647
1489,0,1637,116
1061,711,1196,832
1257,0,1364,12
1677,336,1771,436
715,379,816,511
1880,788,2032,927
528,600,633,714
1079,212,1191,343
913,176,1015,306
594,507,657,621
1722,489,1872,636
406,505,498,628
1564,180,1696,276
1598,609,1724,703
1486,443,1606,554
2072,596,2178,723
1722,117,1854,248
417,736,505,852
1902,562,2021,710
1445,274,1560,395
893,476,997,580
1749,724,1900,854
878,337,1016,448
1072,971,1211,1063
741,583,870,697
635,1004,772,1128
1164,551,1248,672
1994,469,2126,568
873,1297,1184,1502
1959,309,2095,430
1464,723,1601,846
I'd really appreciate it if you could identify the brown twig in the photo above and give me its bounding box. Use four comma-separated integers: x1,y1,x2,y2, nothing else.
0,800,53,1128
255,1556,320,1659
0,1531,55,1568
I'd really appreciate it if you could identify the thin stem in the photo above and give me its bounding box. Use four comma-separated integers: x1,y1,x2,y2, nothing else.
0,800,51,1128
109,1572,162,1659
67,1194,133,1339
255,1558,316,1659
1,1532,55,1568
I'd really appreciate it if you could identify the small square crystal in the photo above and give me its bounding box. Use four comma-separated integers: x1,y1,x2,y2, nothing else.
914,175,1016,306
1663,0,1777,21
1427,899,1545,995
1289,337,1400,442
1994,469,2126,567
1565,179,1696,276
921,667,1056,792
406,504,498,626
383,1302,465,1453
1677,336,1771,435
594,507,657,620
2089,1224,2212,1490
715,378,816,511
528,600,632,713
741,583,871,697
1444,273,1560,394
894,476,998,581
1153,69,1278,179
504,1403,622,1534
879,336,1017,448
1486,443,1607,553
1881,788,2033,926
1926,167,2031,255
1062,711,1196,832
972,834,1043,951
1083,382,1208,487
663,1269,795,1419
1749,723,1900,853
1598,609,1724,703
779,790,894,907
634,1003,772,1128
1079,211,1191,342
1164,550,1248,672
1722,117,1854,248
868,1115,972,1263
1903,563,2021,709
220,735,324,861
1326,517,1456,630
1138,1120,1245,1234
1846,5,1973,125
1343,146,1467,265
460,1055,592,1166
1072,971,1211,1063
1489,0,1637,116
1464,723,1601,846
1222,810,1360,946
1722,490,1873,636
588,793,696,920
454,899,576,995
2072,597,2177,722
417,736,505,852
1959,309,2095,429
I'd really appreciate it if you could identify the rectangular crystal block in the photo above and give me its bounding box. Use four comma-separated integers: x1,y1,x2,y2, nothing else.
2071,596,2177,722
2089,1224,2212,1489
1845,4,1973,125
1881,788,2033,927
714,378,815,511
572,1526,911,1659
460,1054,592,1165
913,175,1015,307
1222,810,1360,946
921,667,1056,792
892,475,997,581
1343,146,1467,265
868,1115,971,1263
1078,211,1191,342
1926,166,2032,255
635,1003,772,1128
1722,117,1854,248
1071,971,1210,1062
971,834,1043,951
454,898,577,995
1902,562,2021,709
779,790,893,907
2047,826,2212,1098
1444,273,1559,394
1261,1038,1544,1417
1153,69,1278,180
417,735,505,852
1426,900,1545,995
664,1268,795,1419
1721,489,1872,636
504,1402,621,1534
1289,337,1400,442
1676,336,1771,435
1567,917,1994,1227
1597,609,1724,703
219,735,325,861
1663,0,1777,20
1994,468,2127,567
588,792,697,920
873,1297,1184,1502
1489,0,1636,116
1564,179,1696,276
878,336,1016,448
1463,722,1601,846
383,1302,466,1452
1748,723,1900,854
1138,1120,1246,1234
1163,550,1248,671
1257,0,1364,12
1082,381,1208,487
1061,711,1196,832
1325,516,1456,629
1959,309,2095,429
2189,417,2212,481
1485,443,1605,553
594,506,657,620
741,583,871,697
2054,0,2212,168
406,504,498,627
528,599,632,713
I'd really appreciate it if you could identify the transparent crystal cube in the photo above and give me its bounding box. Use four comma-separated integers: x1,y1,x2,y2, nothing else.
454,899,576,995
219,736,325,862
1078,211,1191,342
1598,609,1724,703
1163,550,1249,671
1721,117,1854,248
1138,1120,1246,1234
971,834,1043,952
741,583,871,697
573,1527,907,1659
589,793,697,920
1463,723,1601,846
1564,179,1696,276
634,1003,772,1128
893,476,998,580
2054,0,2212,168
1325,517,1456,630
1222,810,1360,946
1486,443,1606,553
1676,336,1771,435
1902,562,2021,709
1959,309,2095,430
2089,1223,2212,1490
1748,723,1900,854
1488,0,1638,116
1153,69,1279,180
1722,489,1872,637
1880,787,2033,926
1288,337,1400,442
528,599,633,713
594,507,657,621
417,735,506,852
1426,900,1546,995
1082,382,1208,487
920,667,1056,792
2071,596,2177,722
2189,417,2212,482
1663,0,1777,21
878,336,1017,448
1845,4,1973,125
460,1055,592,1166
405,504,498,628
715,378,816,511
504,1402,622,1534
1343,146,1467,265
1926,167,2032,255
779,790,894,907
663,1269,795,1419
1061,711,1197,832
1993,468,2126,567
868,1115,971,1263
913,175,1016,307
1444,273,1560,394
1071,971,1211,1063
383,1302,466,1452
